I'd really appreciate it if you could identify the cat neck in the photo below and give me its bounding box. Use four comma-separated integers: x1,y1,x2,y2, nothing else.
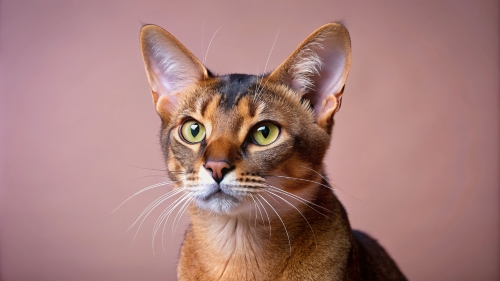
190,211,271,257
187,183,323,256
179,184,353,280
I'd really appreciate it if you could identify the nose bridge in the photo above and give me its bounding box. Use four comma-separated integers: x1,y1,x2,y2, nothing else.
204,136,239,164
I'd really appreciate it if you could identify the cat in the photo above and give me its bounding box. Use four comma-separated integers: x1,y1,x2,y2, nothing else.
139,22,407,281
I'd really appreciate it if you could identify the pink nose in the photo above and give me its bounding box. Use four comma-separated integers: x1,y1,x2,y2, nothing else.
204,161,231,183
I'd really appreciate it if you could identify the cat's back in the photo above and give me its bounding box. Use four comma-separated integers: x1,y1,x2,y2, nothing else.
349,230,407,281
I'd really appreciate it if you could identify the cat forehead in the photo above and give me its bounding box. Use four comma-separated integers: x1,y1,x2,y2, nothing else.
184,73,269,117
212,73,260,109
181,72,305,124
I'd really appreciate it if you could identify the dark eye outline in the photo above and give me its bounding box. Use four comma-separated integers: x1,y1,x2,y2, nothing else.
179,119,206,144
249,121,281,146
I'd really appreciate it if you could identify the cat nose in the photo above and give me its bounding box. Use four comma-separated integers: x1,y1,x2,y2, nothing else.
204,160,231,183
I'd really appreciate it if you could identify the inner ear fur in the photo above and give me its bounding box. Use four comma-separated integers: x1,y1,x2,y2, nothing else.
140,25,208,120
268,22,351,130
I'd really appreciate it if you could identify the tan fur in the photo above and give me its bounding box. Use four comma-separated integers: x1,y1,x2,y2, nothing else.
140,23,407,280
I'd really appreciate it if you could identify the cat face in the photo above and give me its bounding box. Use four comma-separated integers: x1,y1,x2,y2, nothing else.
159,73,331,214
140,23,351,215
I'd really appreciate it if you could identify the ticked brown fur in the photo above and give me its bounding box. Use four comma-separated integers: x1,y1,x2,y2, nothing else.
140,23,407,280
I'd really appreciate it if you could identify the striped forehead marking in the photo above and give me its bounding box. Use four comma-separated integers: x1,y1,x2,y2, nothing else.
217,74,258,109
199,73,261,118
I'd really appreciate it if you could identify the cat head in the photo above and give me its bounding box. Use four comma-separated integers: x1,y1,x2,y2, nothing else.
140,23,351,215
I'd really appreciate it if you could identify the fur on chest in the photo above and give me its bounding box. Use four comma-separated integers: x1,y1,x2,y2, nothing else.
177,202,352,281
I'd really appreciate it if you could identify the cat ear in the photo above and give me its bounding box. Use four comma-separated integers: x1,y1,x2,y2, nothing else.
140,25,208,118
268,23,351,129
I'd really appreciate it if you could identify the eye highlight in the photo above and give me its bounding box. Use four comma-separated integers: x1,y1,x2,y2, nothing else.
251,122,280,146
180,120,206,143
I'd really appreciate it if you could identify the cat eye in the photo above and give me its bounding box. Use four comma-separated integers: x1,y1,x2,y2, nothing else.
251,122,280,146
180,120,206,143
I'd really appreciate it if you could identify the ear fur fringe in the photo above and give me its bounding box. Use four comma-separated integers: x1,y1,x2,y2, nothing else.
288,34,327,94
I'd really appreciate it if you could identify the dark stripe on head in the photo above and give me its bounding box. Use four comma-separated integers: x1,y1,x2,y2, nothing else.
217,74,258,110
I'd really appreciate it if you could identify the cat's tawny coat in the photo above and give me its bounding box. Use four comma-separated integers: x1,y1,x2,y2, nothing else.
140,22,407,281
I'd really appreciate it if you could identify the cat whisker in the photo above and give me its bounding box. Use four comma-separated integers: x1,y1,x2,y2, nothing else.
254,63,261,94
299,166,361,201
151,192,191,256
152,192,189,235
249,194,265,228
255,195,272,240
112,180,180,214
201,21,208,97
128,174,170,182
264,184,333,215
260,30,279,94
153,192,189,238
172,196,195,237
159,196,193,257
264,189,317,248
251,196,257,227
129,187,184,227
264,183,347,226
128,188,185,243
203,26,221,66
255,29,280,101
257,194,291,256
264,184,342,223
151,193,187,257
266,174,336,193
263,188,286,211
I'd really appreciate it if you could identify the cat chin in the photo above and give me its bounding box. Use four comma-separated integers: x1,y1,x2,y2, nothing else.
194,193,253,216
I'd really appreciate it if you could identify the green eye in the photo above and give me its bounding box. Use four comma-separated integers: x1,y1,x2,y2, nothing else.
180,120,206,143
251,122,280,146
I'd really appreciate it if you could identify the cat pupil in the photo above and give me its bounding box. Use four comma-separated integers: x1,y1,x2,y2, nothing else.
190,123,199,137
257,126,270,138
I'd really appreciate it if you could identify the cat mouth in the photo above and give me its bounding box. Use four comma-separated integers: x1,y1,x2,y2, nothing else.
202,188,238,203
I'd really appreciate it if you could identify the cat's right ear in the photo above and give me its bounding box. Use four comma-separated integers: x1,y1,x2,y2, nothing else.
140,25,208,119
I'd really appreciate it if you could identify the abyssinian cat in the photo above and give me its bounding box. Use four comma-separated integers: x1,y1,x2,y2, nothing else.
139,22,407,280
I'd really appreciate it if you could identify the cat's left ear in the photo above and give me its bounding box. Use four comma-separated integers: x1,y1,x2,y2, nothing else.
268,23,351,130
140,25,208,120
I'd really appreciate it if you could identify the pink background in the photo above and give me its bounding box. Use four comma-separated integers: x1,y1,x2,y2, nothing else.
1,1,498,280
